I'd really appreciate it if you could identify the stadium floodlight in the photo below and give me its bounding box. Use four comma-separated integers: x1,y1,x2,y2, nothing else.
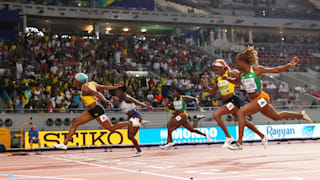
122,27,129,32
87,25,94,34
141,28,147,33
126,71,148,77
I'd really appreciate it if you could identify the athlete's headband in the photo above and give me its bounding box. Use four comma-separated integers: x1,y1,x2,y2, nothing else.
212,59,231,71
74,73,88,84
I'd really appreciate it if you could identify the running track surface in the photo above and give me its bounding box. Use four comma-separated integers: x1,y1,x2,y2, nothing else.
1,142,320,180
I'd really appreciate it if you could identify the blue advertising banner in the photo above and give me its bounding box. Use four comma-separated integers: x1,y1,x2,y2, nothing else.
139,124,320,145
240,124,320,141
139,126,237,144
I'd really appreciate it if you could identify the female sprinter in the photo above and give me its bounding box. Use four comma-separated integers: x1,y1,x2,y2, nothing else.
53,73,138,150
225,47,312,150
113,86,153,157
160,88,210,149
201,59,266,148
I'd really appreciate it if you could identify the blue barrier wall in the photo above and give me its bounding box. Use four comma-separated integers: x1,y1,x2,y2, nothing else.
140,123,320,144
139,126,237,144
242,124,320,141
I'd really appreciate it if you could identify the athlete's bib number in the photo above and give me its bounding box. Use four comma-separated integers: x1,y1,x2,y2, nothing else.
226,102,235,111
130,117,140,123
241,78,257,93
257,98,267,108
175,116,182,121
218,80,230,94
99,114,109,123
129,117,141,127
173,101,183,110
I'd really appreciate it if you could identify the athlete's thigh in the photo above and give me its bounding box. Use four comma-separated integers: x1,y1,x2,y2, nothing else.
95,114,112,129
260,104,279,120
238,100,265,116
74,111,94,126
128,126,139,138
128,116,141,137
181,120,195,131
214,104,237,117
168,114,185,130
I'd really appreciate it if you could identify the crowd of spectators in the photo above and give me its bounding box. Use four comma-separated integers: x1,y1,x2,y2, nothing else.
1,29,319,112
0,33,215,112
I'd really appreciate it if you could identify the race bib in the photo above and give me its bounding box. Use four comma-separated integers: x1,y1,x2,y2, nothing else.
99,114,109,123
241,78,258,93
175,116,182,121
226,102,235,111
130,117,140,123
173,101,183,110
218,80,230,94
129,117,141,127
257,98,267,108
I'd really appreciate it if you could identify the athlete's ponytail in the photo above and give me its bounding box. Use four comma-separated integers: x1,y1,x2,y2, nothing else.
236,46,258,66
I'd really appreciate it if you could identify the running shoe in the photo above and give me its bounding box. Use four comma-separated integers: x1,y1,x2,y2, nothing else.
132,151,143,157
222,137,234,148
227,142,243,151
302,110,313,123
160,142,176,149
53,143,67,150
141,120,150,125
195,114,206,120
262,135,268,149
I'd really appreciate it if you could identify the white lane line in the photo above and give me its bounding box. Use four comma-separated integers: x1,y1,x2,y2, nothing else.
58,171,132,177
197,170,320,180
256,177,303,180
137,152,320,162
46,155,189,180
0,163,88,170
0,174,84,180
0,167,97,173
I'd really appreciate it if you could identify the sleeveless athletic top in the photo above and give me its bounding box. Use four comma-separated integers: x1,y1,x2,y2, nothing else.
241,66,262,93
173,96,186,111
119,94,136,113
217,71,235,96
81,81,97,106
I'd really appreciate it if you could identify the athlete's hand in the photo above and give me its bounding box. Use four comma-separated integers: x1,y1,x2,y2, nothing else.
146,105,153,111
290,57,299,67
105,100,113,109
162,98,169,106
200,79,207,88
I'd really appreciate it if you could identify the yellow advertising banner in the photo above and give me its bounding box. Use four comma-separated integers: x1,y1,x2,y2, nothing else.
24,129,138,148
0,128,11,149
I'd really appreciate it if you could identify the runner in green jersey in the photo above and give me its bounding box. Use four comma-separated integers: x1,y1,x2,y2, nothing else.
160,88,210,149
224,46,312,150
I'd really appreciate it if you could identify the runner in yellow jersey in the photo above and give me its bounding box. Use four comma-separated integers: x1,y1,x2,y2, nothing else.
201,59,265,148
54,73,138,150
